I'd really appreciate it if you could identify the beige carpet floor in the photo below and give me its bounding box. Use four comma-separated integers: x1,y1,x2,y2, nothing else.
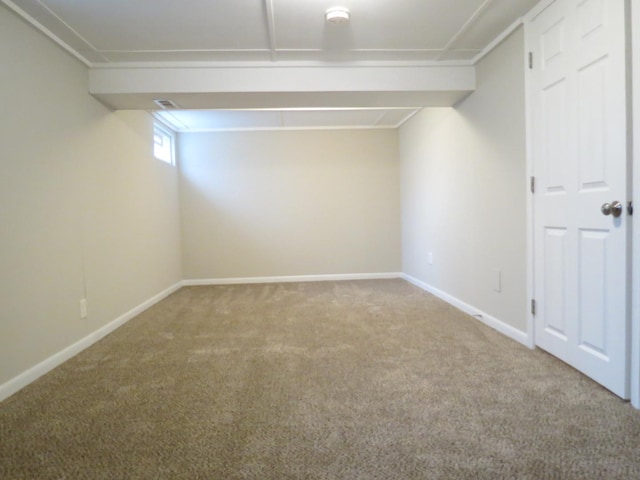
1,279,640,479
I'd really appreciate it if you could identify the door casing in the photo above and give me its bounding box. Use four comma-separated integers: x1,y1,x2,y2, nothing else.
524,0,635,401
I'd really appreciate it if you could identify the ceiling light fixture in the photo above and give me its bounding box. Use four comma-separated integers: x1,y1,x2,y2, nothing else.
325,7,350,25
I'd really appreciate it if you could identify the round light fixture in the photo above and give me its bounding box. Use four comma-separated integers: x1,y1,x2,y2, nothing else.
325,7,350,25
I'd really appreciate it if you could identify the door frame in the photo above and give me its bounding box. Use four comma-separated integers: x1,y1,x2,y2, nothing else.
524,0,638,405
631,0,640,409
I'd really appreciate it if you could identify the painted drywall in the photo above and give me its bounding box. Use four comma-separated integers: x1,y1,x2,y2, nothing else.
400,27,527,332
0,6,182,387
179,129,401,279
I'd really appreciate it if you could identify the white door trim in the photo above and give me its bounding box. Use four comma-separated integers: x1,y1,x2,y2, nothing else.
525,0,633,400
524,0,558,352
631,0,640,409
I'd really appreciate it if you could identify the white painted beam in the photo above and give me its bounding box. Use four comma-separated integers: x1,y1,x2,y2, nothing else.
89,65,475,110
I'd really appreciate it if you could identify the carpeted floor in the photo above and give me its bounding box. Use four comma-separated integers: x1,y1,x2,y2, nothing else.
1,279,639,479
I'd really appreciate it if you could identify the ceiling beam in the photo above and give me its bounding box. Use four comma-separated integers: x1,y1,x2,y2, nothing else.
89,64,475,110
91,91,475,111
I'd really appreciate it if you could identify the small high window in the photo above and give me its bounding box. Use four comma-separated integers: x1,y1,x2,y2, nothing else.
153,123,174,165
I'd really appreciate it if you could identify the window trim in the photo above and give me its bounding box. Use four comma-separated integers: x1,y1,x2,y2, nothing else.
153,122,175,165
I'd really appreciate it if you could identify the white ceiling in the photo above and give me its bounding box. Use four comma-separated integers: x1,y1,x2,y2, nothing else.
3,0,539,130
5,0,538,65
156,108,420,132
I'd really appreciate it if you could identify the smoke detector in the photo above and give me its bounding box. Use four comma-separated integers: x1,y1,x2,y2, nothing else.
325,7,350,25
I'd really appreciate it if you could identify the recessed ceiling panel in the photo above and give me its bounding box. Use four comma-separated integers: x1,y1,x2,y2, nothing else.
157,110,282,131
283,109,383,128
101,50,274,63
450,0,539,49
155,109,420,131
275,49,443,63
273,0,486,50
39,0,270,50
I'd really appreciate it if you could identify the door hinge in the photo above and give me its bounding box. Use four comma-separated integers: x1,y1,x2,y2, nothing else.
530,176,535,193
531,299,536,316
528,52,533,69
629,201,634,216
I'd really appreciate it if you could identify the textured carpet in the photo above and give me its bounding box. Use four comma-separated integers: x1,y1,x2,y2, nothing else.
1,279,640,479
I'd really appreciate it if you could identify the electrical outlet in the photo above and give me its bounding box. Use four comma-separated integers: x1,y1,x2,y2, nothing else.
80,299,87,319
428,252,433,265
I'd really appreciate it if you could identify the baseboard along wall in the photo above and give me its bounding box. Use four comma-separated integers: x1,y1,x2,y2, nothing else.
0,282,183,403
401,274,530,348
1,271,530,402
182,272,403,286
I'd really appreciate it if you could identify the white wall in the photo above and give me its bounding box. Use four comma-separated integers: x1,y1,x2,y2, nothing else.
399,27,527,333
179,129,401,279
0,7,182,389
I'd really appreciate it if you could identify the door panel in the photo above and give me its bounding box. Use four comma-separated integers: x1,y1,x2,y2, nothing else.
577,229,607,354
542,80,570,191
577,59,606,187
530,0,629,398
544,228,568,338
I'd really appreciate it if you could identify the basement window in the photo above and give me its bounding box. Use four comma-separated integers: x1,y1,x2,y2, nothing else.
153,123,175,165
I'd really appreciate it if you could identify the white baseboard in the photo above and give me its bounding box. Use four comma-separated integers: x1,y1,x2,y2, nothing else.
401,274,530,347
1,273,529,402
0,282,183,403
183,272,402,286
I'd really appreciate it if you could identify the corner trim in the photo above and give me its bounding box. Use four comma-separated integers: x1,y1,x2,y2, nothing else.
0,282,183,403
183,272,402,286
401,274,530,348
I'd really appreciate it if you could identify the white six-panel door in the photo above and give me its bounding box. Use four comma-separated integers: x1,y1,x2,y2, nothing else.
530,0,629,398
